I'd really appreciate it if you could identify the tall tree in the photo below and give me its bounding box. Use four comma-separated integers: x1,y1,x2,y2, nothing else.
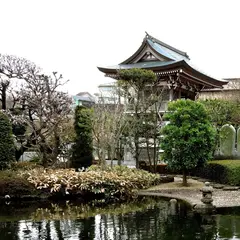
200,99,240,154
71,106,93,169
0,54,39,110
17,72,72,166
0,112,15,169
0,54,72,166
91,101,126,169
200,99,240,128
161,99,216,186
118,68,165,169
5,72,72,166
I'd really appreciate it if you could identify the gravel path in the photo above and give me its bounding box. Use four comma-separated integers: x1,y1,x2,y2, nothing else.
138,177,240,208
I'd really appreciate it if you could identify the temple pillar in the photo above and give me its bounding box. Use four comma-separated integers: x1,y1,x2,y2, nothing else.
169,88,174,101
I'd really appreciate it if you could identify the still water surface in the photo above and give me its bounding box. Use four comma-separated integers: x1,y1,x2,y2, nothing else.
0,198,240,240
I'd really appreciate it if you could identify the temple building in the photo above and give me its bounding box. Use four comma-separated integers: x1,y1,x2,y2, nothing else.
98,32,227,104
199,78,240,101
97,33,229,166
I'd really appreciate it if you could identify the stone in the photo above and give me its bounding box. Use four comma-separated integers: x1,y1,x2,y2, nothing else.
222,186,239,191
212,184,224,189
191,176,200,180
201,182,214,206
219,124,236,158
160,175,174,183
169,199,178,215
237,127,240,157
198,178,210,183
193,204,216,214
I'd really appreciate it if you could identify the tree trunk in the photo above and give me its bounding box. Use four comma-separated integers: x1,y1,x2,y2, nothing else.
51,129,60,165
117,139,122,166
134,136,139,168
146,137,153,172
182,169,187,186
1,85,7,110
40,141,49,168
153,137,157,173
110,148,114,168
100,148,106,170
42,148,48,168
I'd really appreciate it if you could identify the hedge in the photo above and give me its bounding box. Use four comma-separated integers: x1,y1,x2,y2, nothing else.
192,160,240,186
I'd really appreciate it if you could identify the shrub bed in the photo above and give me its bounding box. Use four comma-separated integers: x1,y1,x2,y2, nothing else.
192,160,240,185
0,166,162,202
0,170,39,197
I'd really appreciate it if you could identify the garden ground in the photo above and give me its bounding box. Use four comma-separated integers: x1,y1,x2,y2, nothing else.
138,176,240,208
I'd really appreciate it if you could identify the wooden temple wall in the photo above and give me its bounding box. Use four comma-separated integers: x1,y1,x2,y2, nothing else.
198,90,240,101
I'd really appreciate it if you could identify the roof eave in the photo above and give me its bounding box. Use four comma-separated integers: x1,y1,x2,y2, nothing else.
180,60,228,88
120,38,147,64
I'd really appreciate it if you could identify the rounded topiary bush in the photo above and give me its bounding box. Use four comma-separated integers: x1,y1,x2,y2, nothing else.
0,112,15,169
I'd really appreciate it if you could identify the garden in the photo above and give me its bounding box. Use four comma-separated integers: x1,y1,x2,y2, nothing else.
0,58,239,204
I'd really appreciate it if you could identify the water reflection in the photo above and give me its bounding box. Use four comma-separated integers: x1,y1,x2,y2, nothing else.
0,198,239,239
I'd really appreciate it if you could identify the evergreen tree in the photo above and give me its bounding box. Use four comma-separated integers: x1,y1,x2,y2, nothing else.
161,99,215,185
118,68,163,169
0,112,15,169
71,106,93,169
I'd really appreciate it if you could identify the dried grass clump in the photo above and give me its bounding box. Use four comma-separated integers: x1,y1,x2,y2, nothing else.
21,166,161,200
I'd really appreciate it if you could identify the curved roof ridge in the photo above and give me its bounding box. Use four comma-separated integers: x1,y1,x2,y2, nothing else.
145,32,190,60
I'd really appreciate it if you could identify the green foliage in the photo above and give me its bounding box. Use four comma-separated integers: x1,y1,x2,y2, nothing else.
71,106,93,169
193,160,240,185
11,161,41,171
200,99,240,128
0,112,15,169
117,68,160,168
0,170,37,196
161,99,216,173
12,122,27,137
118,68,157,90
199,99,240,156
29,155,41,163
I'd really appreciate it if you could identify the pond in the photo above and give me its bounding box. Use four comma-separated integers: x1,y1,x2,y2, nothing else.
0,198,240,240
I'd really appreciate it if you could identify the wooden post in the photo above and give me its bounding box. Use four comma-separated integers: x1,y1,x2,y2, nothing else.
169,88,174,101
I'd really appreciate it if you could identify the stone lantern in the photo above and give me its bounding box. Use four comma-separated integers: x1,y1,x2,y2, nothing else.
194,182,215,214
201,182,213,205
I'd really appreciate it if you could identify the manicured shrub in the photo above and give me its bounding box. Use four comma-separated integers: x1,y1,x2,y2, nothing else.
192,160,240,185
0,112,15,169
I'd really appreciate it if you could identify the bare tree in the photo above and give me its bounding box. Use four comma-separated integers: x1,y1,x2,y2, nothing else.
0,54,73,166
8,72,72,166
0,54,39,109
92,88,126,169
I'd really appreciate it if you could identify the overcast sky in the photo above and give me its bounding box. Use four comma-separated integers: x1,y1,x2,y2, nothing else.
0,0,240,95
